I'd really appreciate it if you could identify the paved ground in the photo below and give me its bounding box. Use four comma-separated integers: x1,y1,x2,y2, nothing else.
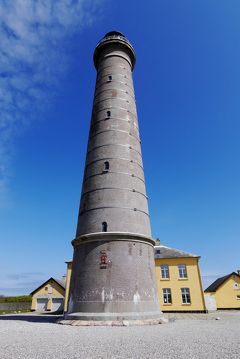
0,311,239,358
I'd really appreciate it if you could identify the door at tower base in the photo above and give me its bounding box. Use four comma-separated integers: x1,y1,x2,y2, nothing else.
66,31,162,322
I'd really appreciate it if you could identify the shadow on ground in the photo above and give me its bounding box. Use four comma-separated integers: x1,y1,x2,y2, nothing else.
0,313,63,323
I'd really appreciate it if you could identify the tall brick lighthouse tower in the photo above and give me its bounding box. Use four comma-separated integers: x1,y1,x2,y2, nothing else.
67,32,162,322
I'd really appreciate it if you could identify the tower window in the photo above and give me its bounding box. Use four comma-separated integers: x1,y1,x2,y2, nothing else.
104,161,109,171
108,75,112,81
102,222,108,232
107,110,111,117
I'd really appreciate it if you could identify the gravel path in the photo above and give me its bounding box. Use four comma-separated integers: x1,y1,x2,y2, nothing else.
0,312,239,359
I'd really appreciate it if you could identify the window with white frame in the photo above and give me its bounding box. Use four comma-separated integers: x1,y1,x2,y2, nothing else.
178,264,187,278
160,264,169,279
162,288,172,304
181,288,191,304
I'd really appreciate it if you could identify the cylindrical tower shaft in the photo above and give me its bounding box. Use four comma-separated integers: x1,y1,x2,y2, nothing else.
77,32,150,237
67,32,162,321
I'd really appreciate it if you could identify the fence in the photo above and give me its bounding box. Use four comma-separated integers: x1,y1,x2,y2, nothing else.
0,302,31,311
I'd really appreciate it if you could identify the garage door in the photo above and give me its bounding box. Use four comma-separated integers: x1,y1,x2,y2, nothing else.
52,298,64,312
37,298,48,312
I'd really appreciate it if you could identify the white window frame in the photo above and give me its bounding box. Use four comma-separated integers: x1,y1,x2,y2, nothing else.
178,264,188,278
162,288,172,304
181,288,191,304
160,264,170,279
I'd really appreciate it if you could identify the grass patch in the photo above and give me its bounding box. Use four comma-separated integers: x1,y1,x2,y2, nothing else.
0,296,32,303
0,309,31,315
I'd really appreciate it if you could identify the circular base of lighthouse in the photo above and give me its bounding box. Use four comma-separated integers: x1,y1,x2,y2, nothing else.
65,233,162,322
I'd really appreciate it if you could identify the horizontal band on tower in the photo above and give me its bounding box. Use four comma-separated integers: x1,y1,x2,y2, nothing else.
85,157,144,170
81,186,148,199
72,232,155,247
96,76,133,88
96,80,134,94
83,171,145,183
94,87,135,101
96,64,131,77
92,105,137,116
93,96,136,107
79,206,149,216
96,69,132,78
96,74,133,86
97,70,131,81
89,129,140,142
92,106,137,118
87,143,142,156
90,117,139,132
98,53,133,71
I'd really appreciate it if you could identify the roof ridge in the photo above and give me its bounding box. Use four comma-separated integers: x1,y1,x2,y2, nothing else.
155,244,198,257
30,277,66,295
204,272,240,292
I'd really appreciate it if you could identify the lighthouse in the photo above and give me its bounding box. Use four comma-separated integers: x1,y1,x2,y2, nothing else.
66,32,162,322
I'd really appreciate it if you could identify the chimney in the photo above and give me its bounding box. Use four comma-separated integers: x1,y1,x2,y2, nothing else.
155,238,161,246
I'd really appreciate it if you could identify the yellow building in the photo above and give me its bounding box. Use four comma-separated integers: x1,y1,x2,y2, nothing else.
204,272,240,310
63,243,206,313
154,243,206,312
31,277,65,313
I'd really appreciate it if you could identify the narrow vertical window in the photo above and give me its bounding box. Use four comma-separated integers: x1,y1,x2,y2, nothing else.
160,264,169,279
102,222,108,232
181,288,191,304
104,161,109,171
162,288,172,304
48,286,53,294
178,264,187,278
107,110,111,117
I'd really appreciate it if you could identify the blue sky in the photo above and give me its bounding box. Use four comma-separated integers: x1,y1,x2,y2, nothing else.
0,0,240,295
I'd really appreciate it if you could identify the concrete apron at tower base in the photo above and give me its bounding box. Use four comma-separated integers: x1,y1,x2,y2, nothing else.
64,310,162,321
62,232,164,324
58,317,167,326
